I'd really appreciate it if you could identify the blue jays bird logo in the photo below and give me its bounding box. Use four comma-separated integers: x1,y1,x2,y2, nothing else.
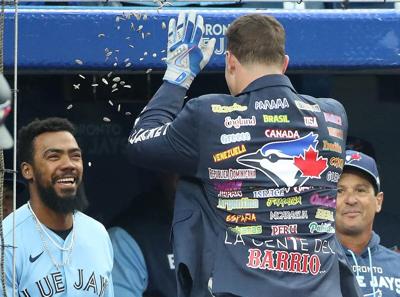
236,132,328,187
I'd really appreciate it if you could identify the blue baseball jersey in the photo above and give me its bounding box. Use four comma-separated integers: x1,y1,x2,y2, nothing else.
1,204,114,297
127,75,361,297
343,232,400,297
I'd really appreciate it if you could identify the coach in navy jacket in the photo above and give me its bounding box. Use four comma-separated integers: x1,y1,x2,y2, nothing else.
337,150,400,297
127,12,361,297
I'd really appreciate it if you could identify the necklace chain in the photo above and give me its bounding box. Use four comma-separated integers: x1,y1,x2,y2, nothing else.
27,202,76,270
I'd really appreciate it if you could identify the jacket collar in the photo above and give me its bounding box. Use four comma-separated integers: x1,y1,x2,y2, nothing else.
236,74,297,96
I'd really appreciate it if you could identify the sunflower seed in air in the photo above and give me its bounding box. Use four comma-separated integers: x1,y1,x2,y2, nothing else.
108,100,114,106
75,59,83,65
67,104,73,110
78,74,86,79
103,117,111,122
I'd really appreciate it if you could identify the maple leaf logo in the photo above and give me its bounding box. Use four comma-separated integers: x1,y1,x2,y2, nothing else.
294,146,328,178
350,153,361,161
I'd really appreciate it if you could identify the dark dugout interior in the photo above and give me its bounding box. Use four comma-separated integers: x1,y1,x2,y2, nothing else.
3,71,400,247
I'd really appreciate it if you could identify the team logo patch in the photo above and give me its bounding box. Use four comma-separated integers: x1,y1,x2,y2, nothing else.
237,133,328,187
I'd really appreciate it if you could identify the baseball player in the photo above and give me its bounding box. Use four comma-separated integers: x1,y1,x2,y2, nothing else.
1,117,114,297
127,12,361,297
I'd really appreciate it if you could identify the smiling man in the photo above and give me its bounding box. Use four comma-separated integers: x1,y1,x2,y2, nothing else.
1,117,114,297
336,150,400,297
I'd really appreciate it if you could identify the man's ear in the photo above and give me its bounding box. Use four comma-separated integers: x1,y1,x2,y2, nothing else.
282,55,289,74
226,51,237,74
21,162,33,181
375,192,384,213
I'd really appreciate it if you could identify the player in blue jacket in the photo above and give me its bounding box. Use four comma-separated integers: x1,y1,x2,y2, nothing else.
127,12,361,297
1,117,114,297
336,150,400,297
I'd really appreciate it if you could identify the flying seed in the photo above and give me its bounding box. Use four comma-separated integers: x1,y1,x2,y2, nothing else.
88,162,92,167
113,62,118,67
103,117,111,122
162,22,166,29
118,104,121,112
73,84,80,89
102,78,109,85
125,62,132,67
98,33,105,38
137,25,143,31
113,77,121,82
143,51,148,56
112,83,118,89
125,112,132,115
139,58,144,61
108,100,114,106
124,85,132,88
107,71,113,77
141,33,145,39
75,59,83,65
112,88,119,93
129,44,135,48
124,58,130,63
78,74,86,79
120,81,125,86
146,69,152,74
152,53,157,58
91,83,99,87
67,104,73,110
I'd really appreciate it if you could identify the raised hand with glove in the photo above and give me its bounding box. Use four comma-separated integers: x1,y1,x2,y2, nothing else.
163,12,216,90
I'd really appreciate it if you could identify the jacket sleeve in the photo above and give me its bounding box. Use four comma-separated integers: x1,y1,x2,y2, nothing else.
126,82,199,176
108,227,147,297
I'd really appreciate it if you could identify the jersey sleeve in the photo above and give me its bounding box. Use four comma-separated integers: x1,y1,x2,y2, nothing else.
0,244,15,297
108,227,148,297
126,82,199,176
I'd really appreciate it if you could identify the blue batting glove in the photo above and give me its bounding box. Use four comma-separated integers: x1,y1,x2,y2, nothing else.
163,12,216,90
